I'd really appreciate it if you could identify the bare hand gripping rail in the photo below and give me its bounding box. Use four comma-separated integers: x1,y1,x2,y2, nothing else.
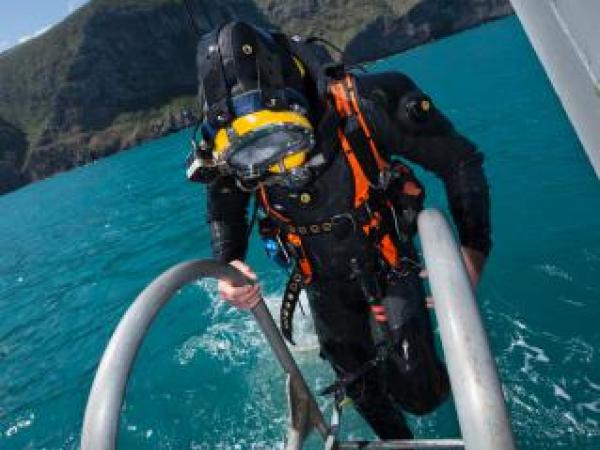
81,209,515,449
80,260,328,450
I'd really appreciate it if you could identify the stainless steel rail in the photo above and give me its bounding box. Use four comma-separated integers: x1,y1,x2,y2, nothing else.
253,300,329,446
418,210,516,450
337,439,464,449
81,209,515,450
80,260,328,450
81,261,245,449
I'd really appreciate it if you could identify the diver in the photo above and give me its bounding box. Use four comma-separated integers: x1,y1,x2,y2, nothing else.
186,21,491,441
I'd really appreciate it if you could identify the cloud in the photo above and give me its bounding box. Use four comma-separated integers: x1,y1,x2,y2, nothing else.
0,40,11,53
17,24,53,45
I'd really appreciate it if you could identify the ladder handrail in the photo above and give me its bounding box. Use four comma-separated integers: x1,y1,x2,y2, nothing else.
80,260,329,449
336,439,464,448
81,209,515,450
418,209,516,450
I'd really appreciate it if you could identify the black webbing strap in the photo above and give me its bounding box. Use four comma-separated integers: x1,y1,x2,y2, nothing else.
256,35,288,108
280,198,373,237
198,28,233,126
280,268,304,344
343,117,381,186
338,76,383,187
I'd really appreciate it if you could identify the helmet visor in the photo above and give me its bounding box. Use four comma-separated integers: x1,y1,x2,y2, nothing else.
214,110,315,179
228,125,312,177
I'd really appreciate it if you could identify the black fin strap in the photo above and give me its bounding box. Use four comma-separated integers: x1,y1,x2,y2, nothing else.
280,269,304,345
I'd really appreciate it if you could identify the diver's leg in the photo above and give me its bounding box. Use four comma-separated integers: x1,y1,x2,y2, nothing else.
381,270,450,415
306,279,413,439
346,368,413,440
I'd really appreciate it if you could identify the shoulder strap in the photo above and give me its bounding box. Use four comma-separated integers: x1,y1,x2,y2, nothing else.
328,74,389,188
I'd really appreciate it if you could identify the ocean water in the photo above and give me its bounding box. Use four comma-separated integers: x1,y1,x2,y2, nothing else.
1,16,599,449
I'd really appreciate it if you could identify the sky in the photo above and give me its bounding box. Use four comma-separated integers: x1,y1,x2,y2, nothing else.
0,0,89,53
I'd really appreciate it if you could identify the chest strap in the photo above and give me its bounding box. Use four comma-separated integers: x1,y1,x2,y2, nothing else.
282,198,374,237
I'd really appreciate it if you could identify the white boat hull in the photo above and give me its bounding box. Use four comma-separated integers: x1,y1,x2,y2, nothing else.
511,0,600,178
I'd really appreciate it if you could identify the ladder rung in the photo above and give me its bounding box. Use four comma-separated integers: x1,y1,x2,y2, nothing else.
336,438,465,449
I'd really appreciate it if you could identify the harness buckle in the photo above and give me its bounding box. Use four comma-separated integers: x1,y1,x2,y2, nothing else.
377,167,392,190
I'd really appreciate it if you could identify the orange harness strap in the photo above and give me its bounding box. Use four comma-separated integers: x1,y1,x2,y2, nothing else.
337,128,370,209
331,76,400,267
343,74,389,173
258,186,290,224
258,186,313,284
258,74,406,280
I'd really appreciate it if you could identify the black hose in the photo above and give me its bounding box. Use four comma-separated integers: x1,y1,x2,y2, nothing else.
306,36,368,73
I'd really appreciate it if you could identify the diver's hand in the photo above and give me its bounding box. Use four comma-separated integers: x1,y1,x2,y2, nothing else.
218,260,262,309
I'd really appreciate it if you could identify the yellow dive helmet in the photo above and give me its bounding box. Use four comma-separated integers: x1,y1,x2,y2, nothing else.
195,21,315,187
202,88,315,183
212,99,314,179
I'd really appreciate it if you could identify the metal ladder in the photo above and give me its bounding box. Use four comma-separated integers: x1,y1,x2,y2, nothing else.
80,209,516,450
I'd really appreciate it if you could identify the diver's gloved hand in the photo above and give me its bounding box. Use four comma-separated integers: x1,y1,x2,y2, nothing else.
218,260,262,309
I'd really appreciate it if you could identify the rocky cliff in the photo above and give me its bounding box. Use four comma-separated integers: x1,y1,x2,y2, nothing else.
0,117,29,194
0,0,512,195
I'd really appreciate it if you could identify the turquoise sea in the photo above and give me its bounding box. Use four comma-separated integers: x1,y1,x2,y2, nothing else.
1,16,599,449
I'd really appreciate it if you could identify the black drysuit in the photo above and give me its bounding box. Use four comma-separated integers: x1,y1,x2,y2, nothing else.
204,71,491,439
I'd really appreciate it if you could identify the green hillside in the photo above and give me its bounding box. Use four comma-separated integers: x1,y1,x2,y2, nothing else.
0,0,512,194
